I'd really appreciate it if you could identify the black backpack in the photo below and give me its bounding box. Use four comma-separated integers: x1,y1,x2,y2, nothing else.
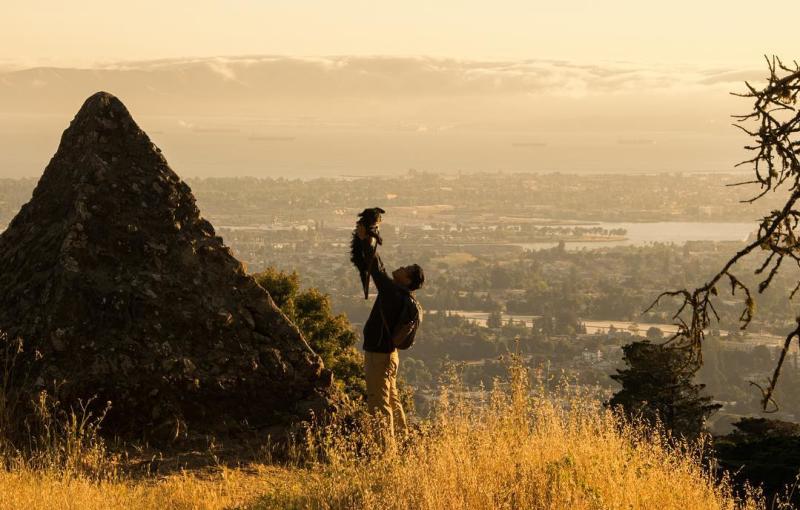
380,291,423,350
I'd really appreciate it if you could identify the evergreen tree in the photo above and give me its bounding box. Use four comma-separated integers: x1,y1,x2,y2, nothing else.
715,418,800,505
608,340,720,440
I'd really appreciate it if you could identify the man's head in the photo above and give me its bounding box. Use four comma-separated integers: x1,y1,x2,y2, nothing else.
392,264,425,291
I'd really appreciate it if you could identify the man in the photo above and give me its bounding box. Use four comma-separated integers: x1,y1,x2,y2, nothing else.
356,223,424,440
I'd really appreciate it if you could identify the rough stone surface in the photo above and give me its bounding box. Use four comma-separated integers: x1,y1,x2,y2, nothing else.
0,92,334,441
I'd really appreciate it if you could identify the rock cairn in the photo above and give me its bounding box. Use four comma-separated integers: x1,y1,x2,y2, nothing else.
0,92,334,441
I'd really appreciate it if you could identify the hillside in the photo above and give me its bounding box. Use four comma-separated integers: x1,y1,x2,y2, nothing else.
0,360,764,510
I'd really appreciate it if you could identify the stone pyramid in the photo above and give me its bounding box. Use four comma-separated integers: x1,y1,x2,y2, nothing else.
0,92,334,441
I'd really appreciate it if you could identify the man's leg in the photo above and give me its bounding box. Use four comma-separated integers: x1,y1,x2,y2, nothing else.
364,351,394,439
388,350,408,435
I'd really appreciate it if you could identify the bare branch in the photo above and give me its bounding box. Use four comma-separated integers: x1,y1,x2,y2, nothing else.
649,56,800,411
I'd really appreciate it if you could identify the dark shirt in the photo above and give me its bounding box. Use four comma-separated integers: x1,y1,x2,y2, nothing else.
361,237,406,353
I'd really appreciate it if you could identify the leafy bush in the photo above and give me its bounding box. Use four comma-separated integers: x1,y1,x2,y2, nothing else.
255,268,365,399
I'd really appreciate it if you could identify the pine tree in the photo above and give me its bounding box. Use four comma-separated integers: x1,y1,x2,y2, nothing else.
608,341,720,440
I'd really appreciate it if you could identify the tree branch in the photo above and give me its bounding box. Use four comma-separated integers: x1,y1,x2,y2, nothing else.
648,56,800,410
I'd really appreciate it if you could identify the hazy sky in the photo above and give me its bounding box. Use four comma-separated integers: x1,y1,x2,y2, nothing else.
1,2,797,178
2,1,798,68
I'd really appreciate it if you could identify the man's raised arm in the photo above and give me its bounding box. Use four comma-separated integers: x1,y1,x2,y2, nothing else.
359,227,394,293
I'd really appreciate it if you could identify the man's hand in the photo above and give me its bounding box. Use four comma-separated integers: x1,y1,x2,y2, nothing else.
356,223,368,240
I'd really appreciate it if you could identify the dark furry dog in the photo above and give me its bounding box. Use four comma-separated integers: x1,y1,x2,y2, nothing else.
350,207,385,299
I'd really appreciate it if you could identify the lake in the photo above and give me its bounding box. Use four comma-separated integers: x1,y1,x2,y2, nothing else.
514,221,755,251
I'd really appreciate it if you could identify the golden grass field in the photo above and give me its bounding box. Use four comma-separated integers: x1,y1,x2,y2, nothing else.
0,363,769,510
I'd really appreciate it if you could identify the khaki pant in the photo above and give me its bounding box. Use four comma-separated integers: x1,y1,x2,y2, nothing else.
364,350,407,439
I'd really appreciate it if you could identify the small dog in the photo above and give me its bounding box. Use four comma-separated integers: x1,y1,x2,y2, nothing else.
351,207,385,299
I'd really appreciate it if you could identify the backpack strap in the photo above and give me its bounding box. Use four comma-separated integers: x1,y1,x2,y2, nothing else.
409,293,422,323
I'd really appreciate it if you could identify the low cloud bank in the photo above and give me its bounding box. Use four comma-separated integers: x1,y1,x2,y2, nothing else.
0,56,761,115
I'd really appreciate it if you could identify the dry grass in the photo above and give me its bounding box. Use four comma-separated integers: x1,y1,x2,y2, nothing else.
0,361,769,510
0,464,312,510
